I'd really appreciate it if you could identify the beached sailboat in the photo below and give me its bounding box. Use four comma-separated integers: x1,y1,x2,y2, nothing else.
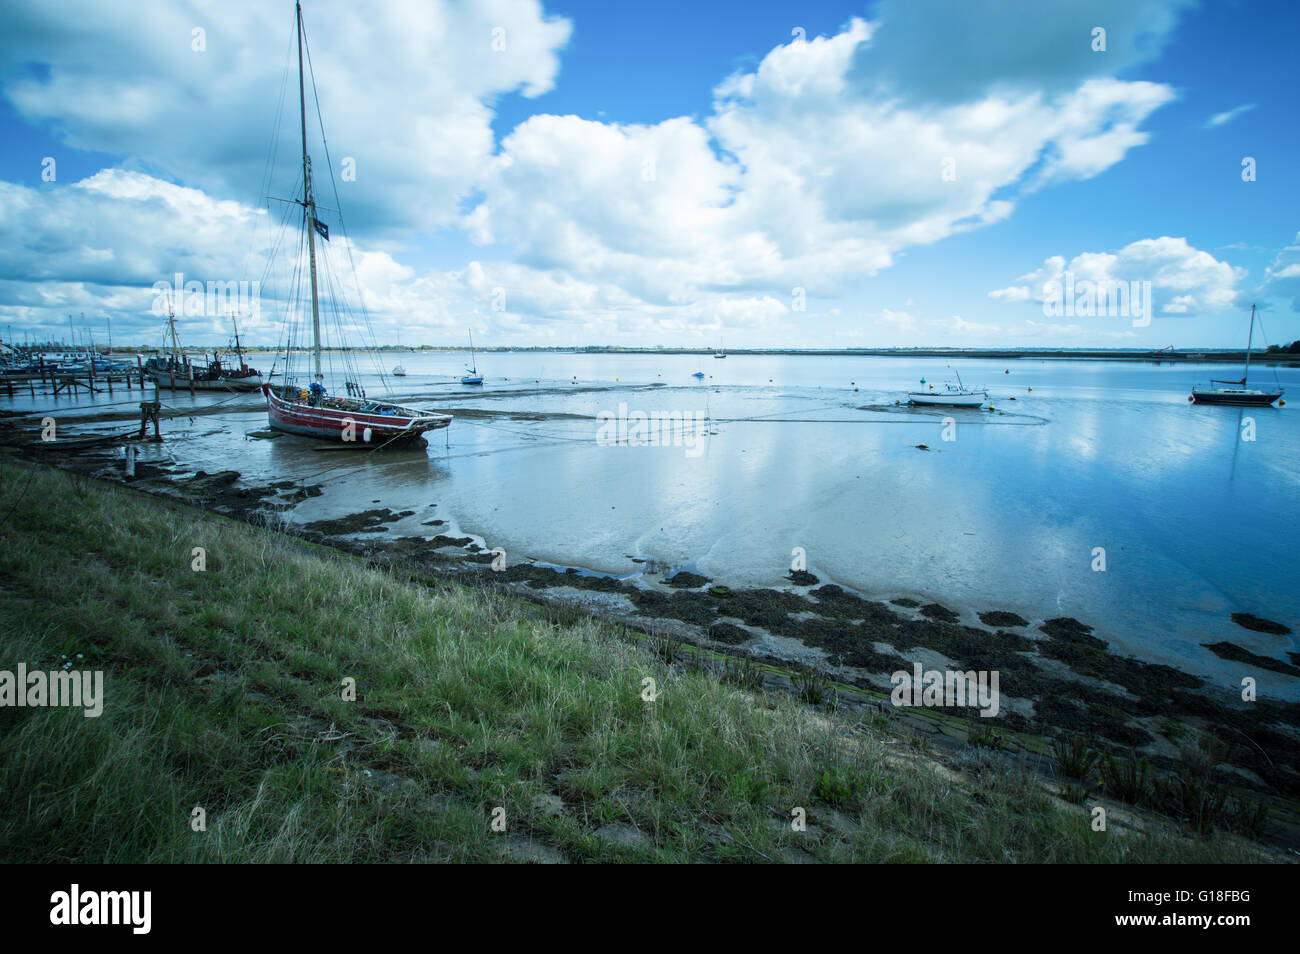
460,332,483,385
262,2,450,446
145,302,263,392
1190,305,1284,406
907,370,987,408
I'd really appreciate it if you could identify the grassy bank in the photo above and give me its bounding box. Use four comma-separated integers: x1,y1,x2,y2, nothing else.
0,459,1269,862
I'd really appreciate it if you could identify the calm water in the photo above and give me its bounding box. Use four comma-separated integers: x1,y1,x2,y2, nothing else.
26,351,1300,696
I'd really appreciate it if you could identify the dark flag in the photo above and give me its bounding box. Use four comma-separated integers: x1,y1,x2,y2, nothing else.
313,217,330,242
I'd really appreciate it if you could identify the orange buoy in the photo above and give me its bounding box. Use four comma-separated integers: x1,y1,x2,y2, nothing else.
1187,395,1194,402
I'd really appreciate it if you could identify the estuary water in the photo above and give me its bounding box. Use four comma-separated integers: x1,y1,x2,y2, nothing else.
28,351,1300,695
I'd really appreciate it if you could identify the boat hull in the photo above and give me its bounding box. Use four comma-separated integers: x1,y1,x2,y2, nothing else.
147,370,264,392
264,384,450,445
907,391,986,408
1190,389,1282,406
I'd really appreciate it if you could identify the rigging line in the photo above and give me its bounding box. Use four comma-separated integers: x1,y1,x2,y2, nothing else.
244,24,296,289
1252,314,1284,389
302,24,391,395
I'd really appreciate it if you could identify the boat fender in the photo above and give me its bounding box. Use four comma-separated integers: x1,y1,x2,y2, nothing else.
363,427,373,443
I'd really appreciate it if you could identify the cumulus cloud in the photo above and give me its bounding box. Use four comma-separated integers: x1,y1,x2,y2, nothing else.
0,0,1203,342
990,238,1243,317
466,12,1179,309
0,0,571,236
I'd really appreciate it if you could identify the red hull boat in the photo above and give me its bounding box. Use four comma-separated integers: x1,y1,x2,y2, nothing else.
262,2,452,448
264,384,449,445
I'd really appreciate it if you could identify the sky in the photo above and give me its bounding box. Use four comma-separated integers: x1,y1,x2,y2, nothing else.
0,0,1297,350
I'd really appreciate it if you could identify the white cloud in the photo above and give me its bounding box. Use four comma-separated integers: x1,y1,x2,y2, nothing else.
0,0,1204,344
991,239,1242,316
1258,232,1300,312
1205,103,1257,128
467,14,1179,313
0,0,571,236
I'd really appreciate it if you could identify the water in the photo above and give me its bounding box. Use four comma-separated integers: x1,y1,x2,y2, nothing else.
23,351,1300,695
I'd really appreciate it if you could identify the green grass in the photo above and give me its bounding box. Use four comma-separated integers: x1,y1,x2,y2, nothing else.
0,459,1271,863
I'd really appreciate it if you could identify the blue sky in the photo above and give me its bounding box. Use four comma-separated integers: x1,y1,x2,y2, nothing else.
0,0,1297,349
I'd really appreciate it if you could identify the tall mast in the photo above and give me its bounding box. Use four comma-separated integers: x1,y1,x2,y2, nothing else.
231,312,246,371
167,293,181,360
298,1,323,382
1243,303,1256,386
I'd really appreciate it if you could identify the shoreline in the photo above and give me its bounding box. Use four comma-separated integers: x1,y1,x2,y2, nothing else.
4,455,1286,862
27,344,1295,364
10,430,1299,844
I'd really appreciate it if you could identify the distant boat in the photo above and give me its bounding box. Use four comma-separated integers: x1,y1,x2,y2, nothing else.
145,303,263,392
1190,305,1283,406
461,331,483,385
262,2,450,446
714,338,726,358
392,332,407,376
692,370,705,379
908,370,987,408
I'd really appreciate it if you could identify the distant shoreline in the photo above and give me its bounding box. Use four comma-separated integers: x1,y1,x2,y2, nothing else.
95,345,1300,364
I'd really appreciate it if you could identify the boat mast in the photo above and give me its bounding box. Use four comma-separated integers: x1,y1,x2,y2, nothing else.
167,293,181,363
1243,303,1256,387
469,330,476,371
297,1,323,383
231,312,246,371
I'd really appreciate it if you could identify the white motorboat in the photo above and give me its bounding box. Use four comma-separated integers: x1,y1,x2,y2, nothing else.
907,371,987,408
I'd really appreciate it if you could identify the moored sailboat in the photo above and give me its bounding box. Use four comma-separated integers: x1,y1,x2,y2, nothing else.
145,302,263,392
460,331,483,385
1190,305,1283,406
262,2,449,446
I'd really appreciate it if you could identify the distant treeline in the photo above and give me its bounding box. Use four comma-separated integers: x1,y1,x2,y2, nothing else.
1265,341,1300,354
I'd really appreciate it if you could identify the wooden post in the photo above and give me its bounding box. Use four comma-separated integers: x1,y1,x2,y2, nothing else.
140,393,161,440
